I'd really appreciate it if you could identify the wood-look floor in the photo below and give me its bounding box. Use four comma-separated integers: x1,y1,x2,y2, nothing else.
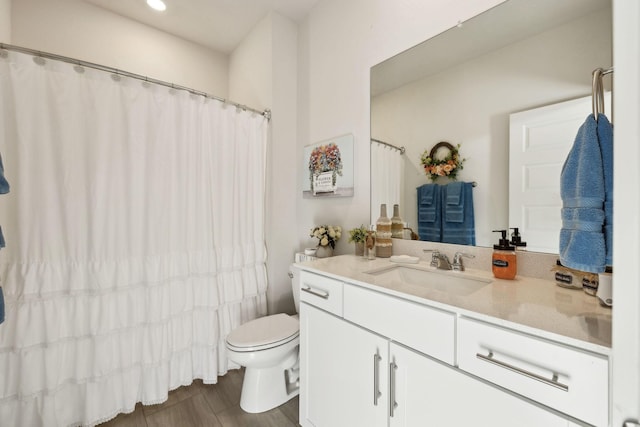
100,369,300,427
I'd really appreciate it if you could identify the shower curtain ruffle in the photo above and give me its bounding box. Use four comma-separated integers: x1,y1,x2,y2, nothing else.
0,294,265,426
0,248,268,427
0,250,267,347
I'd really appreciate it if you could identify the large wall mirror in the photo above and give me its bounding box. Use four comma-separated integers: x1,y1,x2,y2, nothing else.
370,0,612,253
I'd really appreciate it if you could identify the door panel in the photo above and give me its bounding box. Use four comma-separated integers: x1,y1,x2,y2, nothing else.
390,342,569,427
301,304,388,427
509,94,610,253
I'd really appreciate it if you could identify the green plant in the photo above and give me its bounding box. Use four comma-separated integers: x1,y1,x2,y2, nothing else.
348,225,368,243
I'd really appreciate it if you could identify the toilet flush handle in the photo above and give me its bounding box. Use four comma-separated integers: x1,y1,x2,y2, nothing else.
288,272,294,278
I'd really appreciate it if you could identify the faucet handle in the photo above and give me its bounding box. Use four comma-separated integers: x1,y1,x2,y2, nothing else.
423,249,440,267
452,252,475,271
453,251,474,261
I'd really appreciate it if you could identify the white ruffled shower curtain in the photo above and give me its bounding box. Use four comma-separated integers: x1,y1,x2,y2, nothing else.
0,50,268,426
370,141,403,222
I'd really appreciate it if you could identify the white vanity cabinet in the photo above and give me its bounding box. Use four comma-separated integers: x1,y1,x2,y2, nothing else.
299,270,387,427
457,317,609,427
299,268,605,427
389,342,570,426
301,303,388,427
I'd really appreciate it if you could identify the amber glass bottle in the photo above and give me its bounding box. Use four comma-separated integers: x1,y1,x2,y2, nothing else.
492,230,517,280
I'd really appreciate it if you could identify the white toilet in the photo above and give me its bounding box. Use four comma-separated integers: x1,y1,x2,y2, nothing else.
225,264,301,413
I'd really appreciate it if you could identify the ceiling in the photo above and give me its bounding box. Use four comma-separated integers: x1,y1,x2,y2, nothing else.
371,0,611,96
83,0,319,53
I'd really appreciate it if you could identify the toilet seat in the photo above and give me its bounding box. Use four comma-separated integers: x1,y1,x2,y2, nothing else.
226,313,300,352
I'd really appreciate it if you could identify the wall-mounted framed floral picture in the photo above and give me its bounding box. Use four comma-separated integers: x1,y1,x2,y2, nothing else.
303,133,354,198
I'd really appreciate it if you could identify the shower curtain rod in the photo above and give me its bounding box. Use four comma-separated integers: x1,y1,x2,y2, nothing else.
371,138,406,154
0,43,271,120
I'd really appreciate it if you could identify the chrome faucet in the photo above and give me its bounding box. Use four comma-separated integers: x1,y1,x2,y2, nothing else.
452,252,475,271
423,249,452,270
437,253,452,270
423,249,440,268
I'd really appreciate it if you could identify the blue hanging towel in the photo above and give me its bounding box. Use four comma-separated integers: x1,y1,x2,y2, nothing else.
0,151,8,325
559,115,606,273
444,181,464,223
597,114,613,266
441,182,475,245
0,153,9,195
417,184,441,242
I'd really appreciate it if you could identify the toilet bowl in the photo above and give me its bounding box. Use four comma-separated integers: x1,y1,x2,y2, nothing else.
225,264,302,413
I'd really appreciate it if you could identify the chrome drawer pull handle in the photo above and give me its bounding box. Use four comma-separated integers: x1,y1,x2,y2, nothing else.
373,352,382,406
389,361,398,417
301,286,329,300
476,351,569,392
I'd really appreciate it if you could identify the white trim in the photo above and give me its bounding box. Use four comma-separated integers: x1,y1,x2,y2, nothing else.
612,0,640,425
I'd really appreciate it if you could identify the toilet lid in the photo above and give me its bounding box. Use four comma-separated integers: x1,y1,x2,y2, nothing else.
226,313,299,350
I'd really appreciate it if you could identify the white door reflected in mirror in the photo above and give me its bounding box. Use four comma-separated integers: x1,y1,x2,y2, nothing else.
508,93,611,254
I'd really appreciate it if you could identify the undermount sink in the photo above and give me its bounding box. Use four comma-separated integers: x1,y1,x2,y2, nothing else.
364,264,492,296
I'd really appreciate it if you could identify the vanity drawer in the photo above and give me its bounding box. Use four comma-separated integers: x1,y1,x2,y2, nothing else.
343,284,455,364
299,271,343,316
457,317,608,427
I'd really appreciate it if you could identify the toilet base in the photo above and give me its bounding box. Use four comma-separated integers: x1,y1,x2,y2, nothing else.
239,351,300,413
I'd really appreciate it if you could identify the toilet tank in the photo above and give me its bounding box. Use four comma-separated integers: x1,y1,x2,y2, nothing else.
290,264,301,313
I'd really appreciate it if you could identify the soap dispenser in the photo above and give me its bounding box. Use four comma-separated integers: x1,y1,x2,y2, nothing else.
492,230,517,280
510,227,527,251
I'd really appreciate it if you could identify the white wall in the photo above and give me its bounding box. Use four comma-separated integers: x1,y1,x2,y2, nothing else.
229,14,272,109
0,0,10,42
297,0,503,255
230,12,299,315
10,0,228,96
267,13,298,314
371,8,612,248
611,0,640,423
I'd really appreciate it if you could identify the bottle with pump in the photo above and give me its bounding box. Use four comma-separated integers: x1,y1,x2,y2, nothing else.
510,227,527,251
492,230,517,280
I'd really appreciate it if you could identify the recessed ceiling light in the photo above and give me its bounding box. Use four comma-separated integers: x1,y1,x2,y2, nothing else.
147,0,166,12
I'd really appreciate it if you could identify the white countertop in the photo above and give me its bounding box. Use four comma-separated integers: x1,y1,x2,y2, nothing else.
296,254,612,354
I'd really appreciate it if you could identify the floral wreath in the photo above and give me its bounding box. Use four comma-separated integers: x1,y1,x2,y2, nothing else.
420,141,465,181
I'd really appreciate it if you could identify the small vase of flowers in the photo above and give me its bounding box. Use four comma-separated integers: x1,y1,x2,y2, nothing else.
309,225,342,258
348,225,368,256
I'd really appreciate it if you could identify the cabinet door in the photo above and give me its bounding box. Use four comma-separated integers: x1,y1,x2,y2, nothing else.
389,343,570,427
300,303,388,427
